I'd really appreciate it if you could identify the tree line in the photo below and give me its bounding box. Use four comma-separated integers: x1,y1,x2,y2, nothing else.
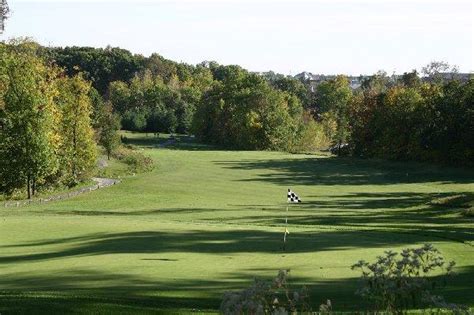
2,40,472,199
41,44,473,165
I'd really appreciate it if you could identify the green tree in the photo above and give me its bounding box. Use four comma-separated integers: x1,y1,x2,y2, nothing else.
0,41,58,198
266,74,311,108
98,102,121,160
193,67,301,150
109,69,201,134
348,89,379,157
143,53,177,83
422,61,458,83
400,70,421,88
361,70,390,93
122,109,147,131
177,87,199,134
377,86,424,159
41,46,143,94
89,86,105,128
288,111,331,153
162,109,178,134
428,80,474,163
108,81,131,114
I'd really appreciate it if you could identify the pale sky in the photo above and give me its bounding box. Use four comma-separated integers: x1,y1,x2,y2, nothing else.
2,0,473,75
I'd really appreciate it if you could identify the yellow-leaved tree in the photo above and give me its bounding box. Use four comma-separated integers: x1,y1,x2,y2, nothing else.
55,74,97,186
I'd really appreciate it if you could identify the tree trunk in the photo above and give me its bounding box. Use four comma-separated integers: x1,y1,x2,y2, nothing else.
27,174,31,199
107,150,110,160
32,177,36,196
72,125,77,179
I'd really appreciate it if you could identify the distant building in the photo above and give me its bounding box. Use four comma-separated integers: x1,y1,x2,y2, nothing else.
295,71,472,92
294,72,366,91
348,77,362,90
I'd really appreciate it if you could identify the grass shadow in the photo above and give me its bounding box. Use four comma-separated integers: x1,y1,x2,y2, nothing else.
1,265,472,313
216,157,474,186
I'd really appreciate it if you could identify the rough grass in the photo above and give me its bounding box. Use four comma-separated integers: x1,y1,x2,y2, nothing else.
1,133,473,313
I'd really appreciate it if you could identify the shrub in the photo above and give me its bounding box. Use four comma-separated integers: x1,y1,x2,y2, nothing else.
220,270,311,314
112,146,154,174
351,244,466,314
221,245,467,314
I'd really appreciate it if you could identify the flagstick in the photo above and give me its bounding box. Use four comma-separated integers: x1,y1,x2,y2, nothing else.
283,203,288,251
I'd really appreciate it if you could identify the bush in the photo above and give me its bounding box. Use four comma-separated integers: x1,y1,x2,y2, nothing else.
351,244,464,313
112,146,154,174
221,245,467,314
220,270,311,314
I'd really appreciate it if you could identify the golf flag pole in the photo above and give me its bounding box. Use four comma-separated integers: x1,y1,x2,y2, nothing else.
284,188,301,251
283,203,289,249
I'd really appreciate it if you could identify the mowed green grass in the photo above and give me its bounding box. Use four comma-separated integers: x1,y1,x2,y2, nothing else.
1,133,473,314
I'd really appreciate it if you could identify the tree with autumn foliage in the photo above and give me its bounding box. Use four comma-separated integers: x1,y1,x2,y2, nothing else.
55,74,97,186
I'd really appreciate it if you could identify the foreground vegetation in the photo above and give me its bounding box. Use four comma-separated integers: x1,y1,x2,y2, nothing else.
1,134,473,313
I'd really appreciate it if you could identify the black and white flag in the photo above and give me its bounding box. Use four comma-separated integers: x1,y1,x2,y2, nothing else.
287,188,301,203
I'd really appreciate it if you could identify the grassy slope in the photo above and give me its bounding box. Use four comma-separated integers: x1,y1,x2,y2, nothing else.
1,133,473,314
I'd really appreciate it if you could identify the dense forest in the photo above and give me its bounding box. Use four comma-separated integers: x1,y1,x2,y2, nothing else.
1,39,473,198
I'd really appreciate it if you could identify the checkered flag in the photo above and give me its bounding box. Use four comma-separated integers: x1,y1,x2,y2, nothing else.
287,188,301,203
